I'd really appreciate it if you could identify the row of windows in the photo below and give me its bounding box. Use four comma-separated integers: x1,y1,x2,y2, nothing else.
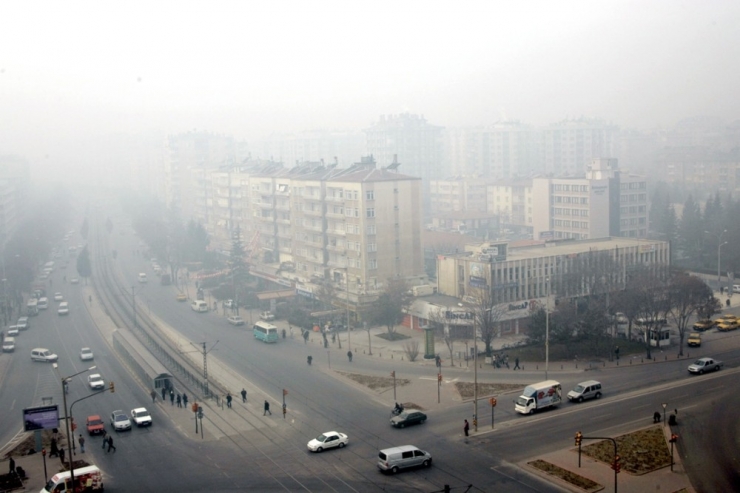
552,184,589,192
620,205,647,214
620,218,647,226
553,220,589,228
619,193,647,203
316,189,377,200
553,208,589,216
553,196,589,204
620,182,647,190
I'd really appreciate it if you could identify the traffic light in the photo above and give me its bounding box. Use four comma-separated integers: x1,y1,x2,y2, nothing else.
282,404,287,415
670,434,679,443
390,371,395,378
109,381,115,393
612,455,621,473
437,373,442,383
575,431,582,447
71,418,77,431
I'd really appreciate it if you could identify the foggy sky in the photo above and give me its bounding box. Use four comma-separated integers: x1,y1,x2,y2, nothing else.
2,1,739,181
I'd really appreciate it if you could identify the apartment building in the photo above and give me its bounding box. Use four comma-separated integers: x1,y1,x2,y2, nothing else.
406,237,670,336
532,158,647,240
487,178,534,230
444,122,540,178
250,130,366,168
429,176,489,214
542,118,619,176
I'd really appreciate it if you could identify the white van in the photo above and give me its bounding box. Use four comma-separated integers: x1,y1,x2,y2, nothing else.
3,337,15,352
191,300,208,312
567,380,602,403
377,445,432,474
31,348,58,362
41,464,104,492
37,297,49,310
138,273,148,283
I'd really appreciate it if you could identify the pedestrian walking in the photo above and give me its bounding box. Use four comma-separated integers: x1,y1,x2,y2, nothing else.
150,389,157,403
107,436,116,453
161,387,166,400
183,393,188,408
263,400,271,415
59,447,65,465
241,388,247,403
347,350,353,362
653,411,661,423
50,438,59,457
226,392,233,408
303,330,309,344
170,390,175,405
464,419,470,437
176,394,182,408
513,357,520,370
8,456,14,475
78,435,86,453
101,430,107,449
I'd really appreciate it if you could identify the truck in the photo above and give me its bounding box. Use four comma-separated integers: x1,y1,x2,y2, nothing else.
411,285,435,297
40,464,104,492
515,380,562,415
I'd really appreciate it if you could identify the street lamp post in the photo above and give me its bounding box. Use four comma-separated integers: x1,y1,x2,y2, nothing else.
345,272,351,351
53,364,96,488
545,277,550,380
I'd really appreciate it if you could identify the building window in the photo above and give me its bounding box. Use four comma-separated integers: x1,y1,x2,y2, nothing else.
367,224,376,234
368,242,376,252
366,208,375,218
366,190,374,200
369,259,377,269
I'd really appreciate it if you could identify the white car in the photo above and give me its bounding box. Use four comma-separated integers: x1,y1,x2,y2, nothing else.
54,292,64,301
80,347,94,361
307,431,348,452
110,410,131,431
70,278,80,284
58,302,69,315
131,408,153,427
16,317,29,330
88,374,105,390
227,315,245,326
6,325,19,337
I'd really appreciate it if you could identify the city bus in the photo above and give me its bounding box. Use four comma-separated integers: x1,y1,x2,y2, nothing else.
253,321,278,343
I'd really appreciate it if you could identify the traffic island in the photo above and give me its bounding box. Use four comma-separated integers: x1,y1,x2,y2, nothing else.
527,459,603,492
454,382,521,400
581,426,671,474
334,370,410,390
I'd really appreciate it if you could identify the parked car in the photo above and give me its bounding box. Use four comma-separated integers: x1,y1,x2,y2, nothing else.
131,408,153,427
390,410,427,428
110,410,132,431
88,374,105,390
80,347,94,361
688,357,723,374
692,319,714,331
16,317,29,330
307,431,348,452
6,325,19,336
86,415,105,435
716,319,738,332
227,315,245,326
176,293,187,302
260,311,275,321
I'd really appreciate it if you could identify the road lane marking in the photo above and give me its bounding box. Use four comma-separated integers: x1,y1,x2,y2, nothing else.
591,414,611,420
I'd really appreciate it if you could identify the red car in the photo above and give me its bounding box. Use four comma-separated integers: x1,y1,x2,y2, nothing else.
86,415,105,435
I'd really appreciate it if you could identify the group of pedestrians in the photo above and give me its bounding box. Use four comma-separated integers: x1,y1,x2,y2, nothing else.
100,430,116,453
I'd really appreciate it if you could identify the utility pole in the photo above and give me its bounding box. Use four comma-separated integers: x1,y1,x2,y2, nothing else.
188,341,219,397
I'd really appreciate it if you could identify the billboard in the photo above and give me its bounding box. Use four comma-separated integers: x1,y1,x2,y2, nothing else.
23,405,60,432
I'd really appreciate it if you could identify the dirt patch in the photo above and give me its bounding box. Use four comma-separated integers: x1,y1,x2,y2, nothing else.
580,426,671,475
454,381,522,400
335,370,410,391
375,332,410,341
528,459,603,492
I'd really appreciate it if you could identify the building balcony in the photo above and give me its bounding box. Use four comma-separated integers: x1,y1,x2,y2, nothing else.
326,243,346,253
303,224,324,233
325,194,344,203
255,201,274,209
303,208,323,217
257,214,274,222
326,228,346,236
325,212,345,219
276,217,291,225
300,194,323,202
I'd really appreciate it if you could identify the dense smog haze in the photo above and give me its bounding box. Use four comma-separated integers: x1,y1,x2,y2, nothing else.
1,1,739,186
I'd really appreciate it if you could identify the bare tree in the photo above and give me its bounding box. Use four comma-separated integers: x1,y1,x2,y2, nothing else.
426,306,455,367
628,267,671,359
314,278,342,348
402,340,420,362
666,270,715,356
468,287,507,358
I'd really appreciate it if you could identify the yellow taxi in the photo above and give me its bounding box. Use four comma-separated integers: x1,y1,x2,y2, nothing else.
176,293,187,302
716,319,739,332
692,319,715,331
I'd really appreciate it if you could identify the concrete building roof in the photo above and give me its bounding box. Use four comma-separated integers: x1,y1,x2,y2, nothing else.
507,237,663,260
